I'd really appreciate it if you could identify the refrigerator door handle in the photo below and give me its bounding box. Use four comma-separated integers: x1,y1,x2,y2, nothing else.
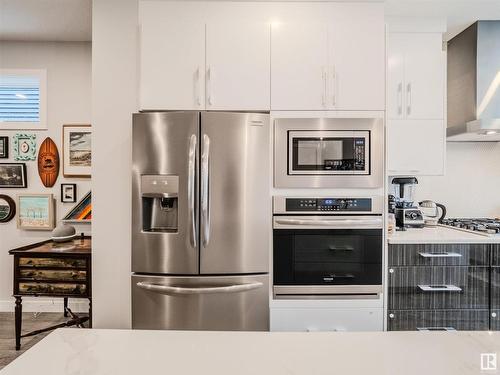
188,134,197,248
201,134,211,247
136,281,263,295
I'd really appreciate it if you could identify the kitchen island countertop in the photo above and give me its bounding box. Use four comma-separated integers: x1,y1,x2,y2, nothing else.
2,328,500,375
388,225,500,244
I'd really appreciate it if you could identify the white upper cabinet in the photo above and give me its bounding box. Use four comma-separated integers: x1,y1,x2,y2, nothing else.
140,16,205,110
206,22,270,110
387,119,445,176
271,23,328,111
271,5,385,111
386,28,446,176
387,32,445,120
328,6,385,111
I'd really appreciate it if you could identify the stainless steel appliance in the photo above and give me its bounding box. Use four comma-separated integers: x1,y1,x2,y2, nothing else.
447,21,500,141
272,196,383,299
391,177,424,228
441,218,500,235
274,117,384,188
132,111,270,331
418,200,447,226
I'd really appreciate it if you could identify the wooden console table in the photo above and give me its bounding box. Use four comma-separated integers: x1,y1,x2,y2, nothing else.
9,235,91,350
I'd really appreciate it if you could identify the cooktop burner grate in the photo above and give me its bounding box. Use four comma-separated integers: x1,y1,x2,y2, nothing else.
441,218,500,234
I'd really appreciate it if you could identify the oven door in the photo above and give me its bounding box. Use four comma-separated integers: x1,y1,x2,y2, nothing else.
288,131,369,175
273,216,383,298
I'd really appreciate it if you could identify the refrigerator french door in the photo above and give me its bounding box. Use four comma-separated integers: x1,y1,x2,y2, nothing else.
131,111,270,331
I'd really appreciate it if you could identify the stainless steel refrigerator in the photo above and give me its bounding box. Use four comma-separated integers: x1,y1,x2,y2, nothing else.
131,111,270,331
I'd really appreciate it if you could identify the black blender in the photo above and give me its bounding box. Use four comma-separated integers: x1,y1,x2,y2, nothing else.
391,177,424,229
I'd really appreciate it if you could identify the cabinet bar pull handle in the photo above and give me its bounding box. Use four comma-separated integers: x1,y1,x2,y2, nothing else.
207,66,213,105
331,65,336,107
406,82,412,116
419,252,462,258
417,327,456,332
397,82,402,115
418,284,462,292
322,67,327,107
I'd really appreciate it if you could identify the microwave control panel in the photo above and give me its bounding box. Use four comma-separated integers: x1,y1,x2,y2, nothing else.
285,198,372,212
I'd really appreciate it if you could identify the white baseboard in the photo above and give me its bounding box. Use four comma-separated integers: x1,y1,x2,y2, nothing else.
0,298,89,313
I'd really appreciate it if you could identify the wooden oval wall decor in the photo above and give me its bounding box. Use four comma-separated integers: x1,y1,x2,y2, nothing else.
38,137,60,188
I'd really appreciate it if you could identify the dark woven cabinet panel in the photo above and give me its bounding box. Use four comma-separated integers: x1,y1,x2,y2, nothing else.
388,266,489,310
388,244,490,267
388,310,489,331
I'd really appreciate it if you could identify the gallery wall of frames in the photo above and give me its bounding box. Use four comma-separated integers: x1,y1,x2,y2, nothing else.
0,41,92,309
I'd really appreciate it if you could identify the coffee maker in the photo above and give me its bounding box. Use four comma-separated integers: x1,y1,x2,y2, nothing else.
391,177,424,228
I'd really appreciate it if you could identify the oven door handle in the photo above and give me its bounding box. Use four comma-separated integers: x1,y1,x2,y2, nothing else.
274,217,383,229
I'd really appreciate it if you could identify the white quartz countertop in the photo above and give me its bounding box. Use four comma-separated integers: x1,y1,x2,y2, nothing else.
3,329,500,375
388,225,500,244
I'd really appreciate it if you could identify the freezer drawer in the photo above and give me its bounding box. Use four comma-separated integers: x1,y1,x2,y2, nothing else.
132,274,269,331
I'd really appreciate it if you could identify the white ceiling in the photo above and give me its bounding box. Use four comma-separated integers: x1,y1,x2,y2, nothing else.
0,0,499,42
0,0,91,42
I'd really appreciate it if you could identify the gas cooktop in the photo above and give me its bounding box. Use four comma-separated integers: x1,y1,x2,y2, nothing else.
441,218,500,235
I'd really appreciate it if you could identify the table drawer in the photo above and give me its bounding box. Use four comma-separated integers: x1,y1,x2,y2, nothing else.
18,282,87,296
388,244,489,266
19,269,86,281
387,309,489,331
18,257,86,269
388,266,489,309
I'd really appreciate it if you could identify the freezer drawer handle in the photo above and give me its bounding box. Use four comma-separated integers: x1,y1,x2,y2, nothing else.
136,281,263,295
418,284,462,292
419,252,462,258
417,327,456,332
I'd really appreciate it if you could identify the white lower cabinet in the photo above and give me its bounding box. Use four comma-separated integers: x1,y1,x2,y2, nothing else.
271,307,384,332
387,119,445,176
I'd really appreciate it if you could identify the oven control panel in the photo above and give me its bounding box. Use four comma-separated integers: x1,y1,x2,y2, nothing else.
285,198,372,212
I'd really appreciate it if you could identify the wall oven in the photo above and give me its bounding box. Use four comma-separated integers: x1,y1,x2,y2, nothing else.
274,117,383,188
273,196,383,299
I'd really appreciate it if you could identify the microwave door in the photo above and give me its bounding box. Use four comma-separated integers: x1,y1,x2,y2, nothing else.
132,112,200,275
200,112,270,274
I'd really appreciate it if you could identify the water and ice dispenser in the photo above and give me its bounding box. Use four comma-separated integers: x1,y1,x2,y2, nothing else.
141,175,179,233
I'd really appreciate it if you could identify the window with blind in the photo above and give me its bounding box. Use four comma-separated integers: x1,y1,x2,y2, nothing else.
0,69,47,129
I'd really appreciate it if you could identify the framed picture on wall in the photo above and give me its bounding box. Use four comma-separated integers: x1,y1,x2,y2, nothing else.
13,133,37,161
0,163,27,188
63,124,91,178
0,137,8,158
0,194,16,223
17,194,55,230
61,183,77,203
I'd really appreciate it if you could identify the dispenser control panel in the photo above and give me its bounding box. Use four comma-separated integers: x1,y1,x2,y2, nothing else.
285,198,372,212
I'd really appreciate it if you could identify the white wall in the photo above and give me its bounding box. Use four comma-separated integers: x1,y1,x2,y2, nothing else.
0,41,92,311
415,142,500,218
92,0,138,328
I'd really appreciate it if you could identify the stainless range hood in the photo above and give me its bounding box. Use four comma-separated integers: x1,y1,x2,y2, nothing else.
447,21,500,142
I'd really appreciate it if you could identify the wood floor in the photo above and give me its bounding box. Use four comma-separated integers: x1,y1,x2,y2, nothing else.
0,312,87,370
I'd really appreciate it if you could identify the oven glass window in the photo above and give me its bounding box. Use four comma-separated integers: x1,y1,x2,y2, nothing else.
291,137,366,172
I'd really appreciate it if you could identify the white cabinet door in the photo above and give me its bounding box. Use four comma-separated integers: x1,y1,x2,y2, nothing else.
271,22,328,110
387,119,445,176
329,6,385,110
387,34,406,119
140,16,205,110
403,33,445,120
206,22,270,110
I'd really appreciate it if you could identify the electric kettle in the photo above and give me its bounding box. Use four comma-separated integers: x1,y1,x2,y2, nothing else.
418,200,447,226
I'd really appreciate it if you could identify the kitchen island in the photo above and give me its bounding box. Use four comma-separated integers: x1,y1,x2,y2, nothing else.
2,329,500,374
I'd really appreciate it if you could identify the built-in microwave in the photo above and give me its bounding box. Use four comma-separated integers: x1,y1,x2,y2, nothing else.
274,118,384,188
